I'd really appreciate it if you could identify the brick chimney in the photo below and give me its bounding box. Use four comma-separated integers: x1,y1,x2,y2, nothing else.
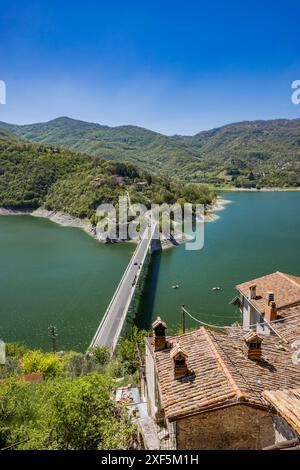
265,301,277,322
152,316,167,351
170,343,188,379
243,331,262,361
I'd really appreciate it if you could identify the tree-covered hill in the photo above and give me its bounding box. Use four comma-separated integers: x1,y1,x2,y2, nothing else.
0,129,214,218
0,117,204,180
2,117,300,187
175,119,300,187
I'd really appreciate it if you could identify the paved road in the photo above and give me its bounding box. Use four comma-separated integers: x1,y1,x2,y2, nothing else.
89,223,156,351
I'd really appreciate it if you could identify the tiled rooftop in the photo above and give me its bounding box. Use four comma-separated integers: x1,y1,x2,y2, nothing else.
263,388,300,435
150,311,300,421
236,271,300,314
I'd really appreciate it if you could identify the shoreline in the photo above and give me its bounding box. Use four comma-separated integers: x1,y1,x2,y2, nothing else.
0,197,229,248
204,197,232,222
215,187,300,192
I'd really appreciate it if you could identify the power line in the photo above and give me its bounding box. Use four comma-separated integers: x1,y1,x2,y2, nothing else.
182,307,230,330
181,306,295,331
188,308,240,320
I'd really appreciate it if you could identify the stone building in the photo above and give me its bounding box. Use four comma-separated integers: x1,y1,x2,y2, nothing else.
142,278,300,449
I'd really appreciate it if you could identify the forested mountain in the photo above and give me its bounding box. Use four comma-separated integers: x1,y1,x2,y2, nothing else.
2,117,300,187
0,117,203,180
175,119,300,187
0,129,213,218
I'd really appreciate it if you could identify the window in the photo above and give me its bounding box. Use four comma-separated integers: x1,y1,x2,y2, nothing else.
175,357,185,366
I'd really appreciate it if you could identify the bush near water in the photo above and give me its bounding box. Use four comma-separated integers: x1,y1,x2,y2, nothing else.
0,327,147,450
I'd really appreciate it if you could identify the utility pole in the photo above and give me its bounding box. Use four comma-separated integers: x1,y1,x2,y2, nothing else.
48,325,58,353
181,305,186,334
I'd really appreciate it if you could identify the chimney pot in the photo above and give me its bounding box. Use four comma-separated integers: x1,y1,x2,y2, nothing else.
265,301,277,322
249,285,257,300
243,331,263,361
170,343,188,379
267,291,275,305
152,316,167,351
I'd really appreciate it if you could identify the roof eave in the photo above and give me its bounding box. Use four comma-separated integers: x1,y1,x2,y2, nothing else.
166,398,267,423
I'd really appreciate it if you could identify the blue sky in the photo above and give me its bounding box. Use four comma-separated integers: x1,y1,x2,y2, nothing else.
0,0,299,134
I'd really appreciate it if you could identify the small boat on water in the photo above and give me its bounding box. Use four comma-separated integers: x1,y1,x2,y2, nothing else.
212,286,221,291
172,284,179,289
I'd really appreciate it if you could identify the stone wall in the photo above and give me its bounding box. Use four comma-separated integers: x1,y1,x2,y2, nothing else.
176,404,275,450
144,341,157,418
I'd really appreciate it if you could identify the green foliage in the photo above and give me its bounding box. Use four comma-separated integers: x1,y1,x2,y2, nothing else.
0,333,151,450
0,134,86,209
22,350,63,379
0,374,134,450
88,346,111,366
0,128,215,218
6,342,29,359
0,358,23,379
63,352,104,377
117,326,148,375
89,213,101,225
43,374,134,450
104,358,126,378
2,116,300,186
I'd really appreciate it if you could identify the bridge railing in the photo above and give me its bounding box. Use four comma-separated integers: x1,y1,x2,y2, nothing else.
89,222,157,351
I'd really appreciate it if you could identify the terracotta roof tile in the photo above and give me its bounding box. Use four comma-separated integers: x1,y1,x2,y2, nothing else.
236,271,300,314
263,388,300,435
151,311,300,421
152,329,240,421
169,343,187,359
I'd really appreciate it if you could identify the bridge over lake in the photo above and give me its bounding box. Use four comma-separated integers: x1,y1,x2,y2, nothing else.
89,221,159,352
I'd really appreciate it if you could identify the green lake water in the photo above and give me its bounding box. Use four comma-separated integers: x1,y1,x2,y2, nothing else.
1,192,300,350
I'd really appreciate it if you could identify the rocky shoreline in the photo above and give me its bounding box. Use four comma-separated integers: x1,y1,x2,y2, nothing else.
204,197,232,222
0,196,229,249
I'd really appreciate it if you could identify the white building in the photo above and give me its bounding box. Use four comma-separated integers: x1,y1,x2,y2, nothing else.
236,271,300,335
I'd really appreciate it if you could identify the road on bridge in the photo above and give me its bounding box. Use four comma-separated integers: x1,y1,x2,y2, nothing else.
89,222,156,351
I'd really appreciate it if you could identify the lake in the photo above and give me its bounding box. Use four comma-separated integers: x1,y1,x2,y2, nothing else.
1,191,300,350
0,216,132,351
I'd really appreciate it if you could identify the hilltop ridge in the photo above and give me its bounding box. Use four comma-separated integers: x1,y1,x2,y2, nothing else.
1,117,300,186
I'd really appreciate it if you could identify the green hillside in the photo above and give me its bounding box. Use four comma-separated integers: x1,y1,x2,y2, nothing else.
176,119,300,187
2,117,300,187
0,129,214,218
0,117,203,180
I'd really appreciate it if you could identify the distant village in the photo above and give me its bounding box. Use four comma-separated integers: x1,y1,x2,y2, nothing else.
117,271,300,450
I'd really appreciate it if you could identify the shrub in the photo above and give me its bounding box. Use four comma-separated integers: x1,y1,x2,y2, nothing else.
88,346,111,366
6,342,29,359
22,351,63,379
64,352,102,377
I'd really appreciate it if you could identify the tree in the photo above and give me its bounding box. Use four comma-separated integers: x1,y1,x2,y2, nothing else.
117,326,148,374
0,373,134,450
0,379,36,449
47,374,134,449
63,352,102,377
88,346,111,366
